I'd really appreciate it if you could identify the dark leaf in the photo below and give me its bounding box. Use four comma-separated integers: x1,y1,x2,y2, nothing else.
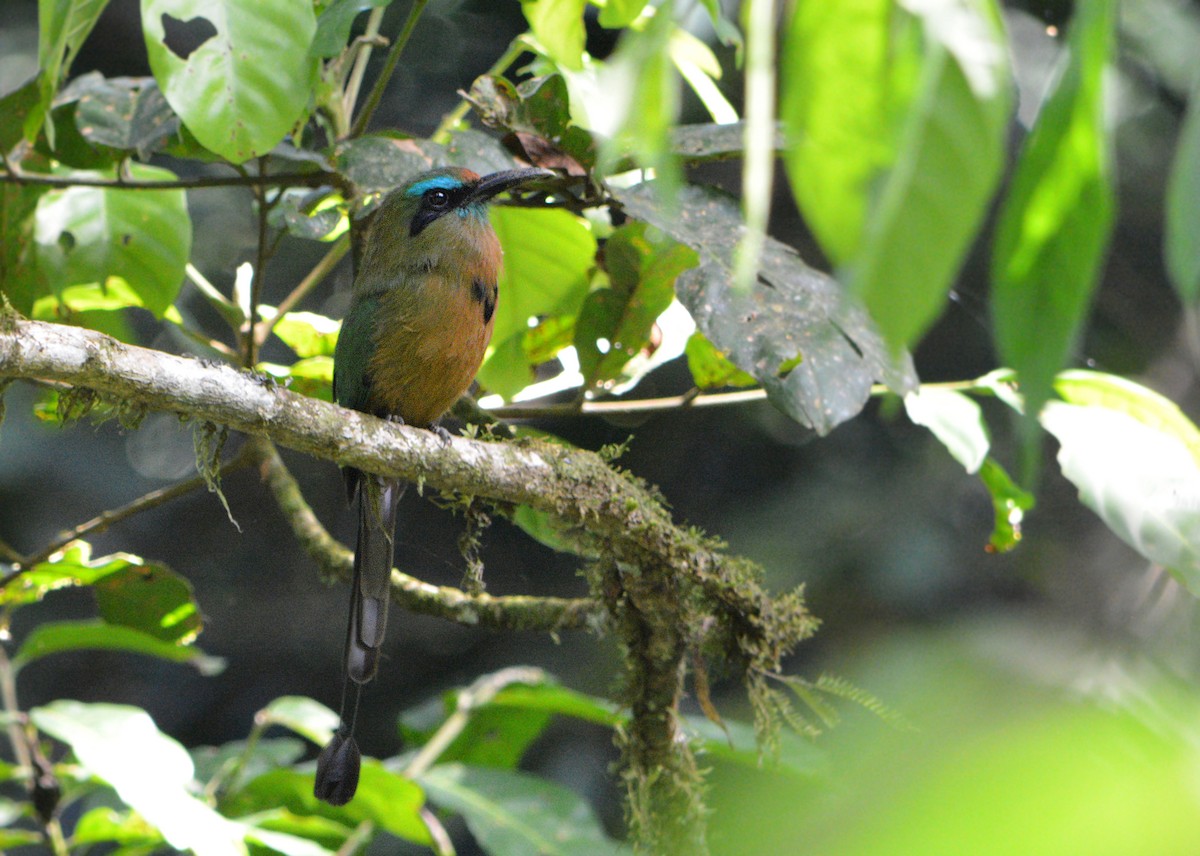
616,181,916,434
0,76,44,153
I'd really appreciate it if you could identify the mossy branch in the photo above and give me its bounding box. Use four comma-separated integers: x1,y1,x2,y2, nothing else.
0,317,818,855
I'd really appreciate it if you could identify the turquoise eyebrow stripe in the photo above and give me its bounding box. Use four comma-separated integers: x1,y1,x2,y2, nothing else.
405,175,463,197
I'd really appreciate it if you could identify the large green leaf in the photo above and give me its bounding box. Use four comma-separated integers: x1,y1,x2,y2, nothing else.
34,0,111,142
990,0,1116,430
782,0,1011,350
1040,370,1200,593
12,620,223,674
419,763,620,856
232,763,430,845
141,0,317,163
0,541,144,607
1166,82,1200,303
34,163,191,317
92,562,202,644
477,206,596,399
616,181,916,434
522,0,587,71
31,701,250,854
574,222,697,391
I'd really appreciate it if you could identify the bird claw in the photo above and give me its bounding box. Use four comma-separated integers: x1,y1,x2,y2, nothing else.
432,424,454,446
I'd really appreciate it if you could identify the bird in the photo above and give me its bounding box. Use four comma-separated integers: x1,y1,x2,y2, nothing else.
314,166,551,805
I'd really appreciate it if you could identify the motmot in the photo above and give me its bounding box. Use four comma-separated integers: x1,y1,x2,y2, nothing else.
314,166,550,805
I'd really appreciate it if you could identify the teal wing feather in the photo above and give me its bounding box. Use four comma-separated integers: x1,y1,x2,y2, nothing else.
333,294,381,415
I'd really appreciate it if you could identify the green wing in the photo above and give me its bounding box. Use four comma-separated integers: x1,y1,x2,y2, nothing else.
333,295,380,414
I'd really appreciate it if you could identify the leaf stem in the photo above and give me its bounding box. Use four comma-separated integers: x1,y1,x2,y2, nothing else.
349,0,431,138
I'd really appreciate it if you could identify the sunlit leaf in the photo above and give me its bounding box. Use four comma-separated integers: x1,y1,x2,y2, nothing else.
477,207,595,399
92,561,201,643
1041,371,1200,593
783,0,1011,350
270,310,341,359
34,163,191,317
258,356,335,401
616,181,916,434
904,386,990,474
255,696,341,747
142,0,318,163
684,332,756,390
523,0,587,71
597,0,648,28
418,763,619,855
31,701,250,854
575,222,697,391
991,0,1117,432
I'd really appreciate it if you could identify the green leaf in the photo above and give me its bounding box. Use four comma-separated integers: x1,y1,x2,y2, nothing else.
335,133,438,194
255,696,341,747
684,332,756,389
142,0,318,163
0,541,139,607
0,76,44,153
596,3,680,200
978,456,1033,553
1054,369,1200,461
0,830,43,849
0,183,48,315
71,806,162,847
271,310,341,358
68,73,180,158
477,206,595,400
418,763,620,856
31,701,251,853
616,181,916,434
783,0,1011,350
13,620,224,674
467,74,596,172
1040,371,1200,594
990,0,1117,430
575,222,697,391
34,163,191,317
35,0,111,143
511,505,601,558
597,0,648,29
92,561,202,644
1166,81,1200,303
232,762,430,845
523,0,587,71
904,386,990,474
487,682,621,727
312,0,392,58
258,357,335,401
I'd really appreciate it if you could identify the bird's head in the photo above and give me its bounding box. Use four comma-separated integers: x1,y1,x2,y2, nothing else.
358,166,551,279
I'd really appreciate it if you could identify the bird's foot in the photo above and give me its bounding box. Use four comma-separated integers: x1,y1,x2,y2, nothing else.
432,424,454,446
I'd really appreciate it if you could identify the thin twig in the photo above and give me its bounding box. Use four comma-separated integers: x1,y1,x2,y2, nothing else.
349,0,431,138
342,7,387,125
0,166,341,192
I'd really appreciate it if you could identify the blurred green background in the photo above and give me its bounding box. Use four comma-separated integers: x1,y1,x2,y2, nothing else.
2,0,1199,852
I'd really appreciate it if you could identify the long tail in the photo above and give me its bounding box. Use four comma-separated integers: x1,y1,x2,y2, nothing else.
315,473,403,806
348,475,403,683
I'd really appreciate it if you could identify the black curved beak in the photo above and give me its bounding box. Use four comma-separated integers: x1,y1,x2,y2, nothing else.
467,168,554,205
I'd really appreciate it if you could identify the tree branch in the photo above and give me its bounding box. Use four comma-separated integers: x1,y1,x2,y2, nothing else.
0,317,817,855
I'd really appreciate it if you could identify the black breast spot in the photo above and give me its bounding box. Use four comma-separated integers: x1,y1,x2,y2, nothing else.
472,278,497,324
